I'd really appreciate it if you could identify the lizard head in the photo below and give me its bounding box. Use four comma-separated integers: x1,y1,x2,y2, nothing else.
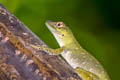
45,20,73,47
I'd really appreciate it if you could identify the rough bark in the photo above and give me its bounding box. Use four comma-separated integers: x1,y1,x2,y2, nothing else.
0,4,82,80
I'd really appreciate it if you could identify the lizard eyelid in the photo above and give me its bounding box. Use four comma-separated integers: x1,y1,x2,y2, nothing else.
56,22,64,28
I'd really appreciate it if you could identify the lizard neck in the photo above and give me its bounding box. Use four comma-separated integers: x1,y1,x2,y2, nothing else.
53,32,79,49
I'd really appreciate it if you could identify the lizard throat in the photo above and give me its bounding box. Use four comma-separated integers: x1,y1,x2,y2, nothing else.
53,33,73,47
53,33,65,47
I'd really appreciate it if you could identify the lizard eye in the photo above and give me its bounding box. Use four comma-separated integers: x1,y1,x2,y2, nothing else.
56,22,64,28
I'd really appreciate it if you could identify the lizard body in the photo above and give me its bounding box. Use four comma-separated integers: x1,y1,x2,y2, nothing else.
31,20,110,80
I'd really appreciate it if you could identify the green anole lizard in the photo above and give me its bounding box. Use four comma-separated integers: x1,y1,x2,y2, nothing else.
31,20,110,80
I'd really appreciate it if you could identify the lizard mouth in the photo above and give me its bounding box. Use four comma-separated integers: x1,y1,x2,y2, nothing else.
45,20,58,33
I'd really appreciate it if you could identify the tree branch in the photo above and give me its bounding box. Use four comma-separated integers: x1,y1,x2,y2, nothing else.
0,4,81,80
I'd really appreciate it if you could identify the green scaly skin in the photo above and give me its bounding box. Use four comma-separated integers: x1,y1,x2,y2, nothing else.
31,20,110,80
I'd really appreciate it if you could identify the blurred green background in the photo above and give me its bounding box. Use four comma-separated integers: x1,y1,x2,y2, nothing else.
0,0,120,80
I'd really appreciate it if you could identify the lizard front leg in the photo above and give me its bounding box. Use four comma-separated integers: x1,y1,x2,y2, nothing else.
30,44,64,55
